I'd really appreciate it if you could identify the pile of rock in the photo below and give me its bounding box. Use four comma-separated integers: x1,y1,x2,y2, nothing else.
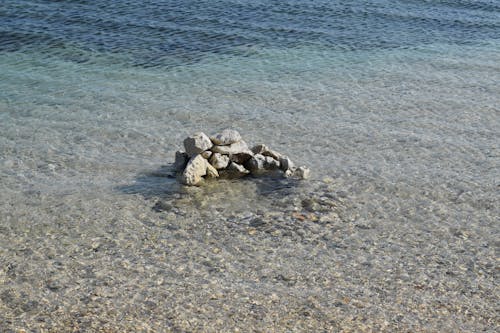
174,129,310,186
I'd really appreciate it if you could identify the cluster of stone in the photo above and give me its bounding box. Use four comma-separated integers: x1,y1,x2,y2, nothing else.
174,129,310,186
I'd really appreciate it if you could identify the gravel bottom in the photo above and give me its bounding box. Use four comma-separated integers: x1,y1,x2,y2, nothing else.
0,173,497,332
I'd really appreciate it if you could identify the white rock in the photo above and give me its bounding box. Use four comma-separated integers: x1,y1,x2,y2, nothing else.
174,151,189,172
223,162,250,178
251,144,282,160
210,129,242,145
211,140,249,155
181,155,208,186
209,153,230,170
205,163,219,178
201,150,212,159
183,132,213,157
295,166,311,179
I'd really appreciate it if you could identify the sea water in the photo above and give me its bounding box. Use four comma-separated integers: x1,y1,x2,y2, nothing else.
0,0,499,331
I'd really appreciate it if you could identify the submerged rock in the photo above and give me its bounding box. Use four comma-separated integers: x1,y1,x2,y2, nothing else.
201,150,213,159
184,132,213,157
210,129,242,146
295,166,311,179
209,153,230,170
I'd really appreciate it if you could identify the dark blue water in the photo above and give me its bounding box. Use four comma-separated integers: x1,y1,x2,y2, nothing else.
1,0,499,67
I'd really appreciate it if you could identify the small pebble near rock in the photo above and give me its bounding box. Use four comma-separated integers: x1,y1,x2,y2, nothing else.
173,129,311,185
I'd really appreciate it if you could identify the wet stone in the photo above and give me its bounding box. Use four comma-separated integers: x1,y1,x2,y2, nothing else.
174,130,310,185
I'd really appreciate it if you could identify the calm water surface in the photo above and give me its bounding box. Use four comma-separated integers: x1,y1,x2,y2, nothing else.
0,0,499,331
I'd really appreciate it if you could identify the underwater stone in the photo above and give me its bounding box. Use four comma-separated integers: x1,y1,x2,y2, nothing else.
295,166,311,179
211,140,249,155
209,153,230,170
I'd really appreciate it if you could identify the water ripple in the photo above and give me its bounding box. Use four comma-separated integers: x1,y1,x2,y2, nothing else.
1,0,499,67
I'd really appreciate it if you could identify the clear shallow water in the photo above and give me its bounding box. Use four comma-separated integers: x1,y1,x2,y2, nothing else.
1,0,499,331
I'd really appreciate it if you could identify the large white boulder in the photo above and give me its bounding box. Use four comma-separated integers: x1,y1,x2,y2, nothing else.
210,129,242,146
183,132,213,157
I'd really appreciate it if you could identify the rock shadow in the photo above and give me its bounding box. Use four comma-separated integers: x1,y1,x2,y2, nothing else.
116,164,308,213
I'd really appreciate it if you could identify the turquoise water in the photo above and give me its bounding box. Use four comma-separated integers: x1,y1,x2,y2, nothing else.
1,0,499,331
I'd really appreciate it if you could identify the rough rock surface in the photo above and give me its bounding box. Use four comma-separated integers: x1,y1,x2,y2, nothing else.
245,154,266,172
175,130,310,185
181,154,208,185
251,144,281,160
211,140,249,155
201,150,213,159
205,163,219,178
210,129,242,145
295,166,311,179
264,156,280,169
229,151,254,164
209,153,230,170
184,132,213,157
